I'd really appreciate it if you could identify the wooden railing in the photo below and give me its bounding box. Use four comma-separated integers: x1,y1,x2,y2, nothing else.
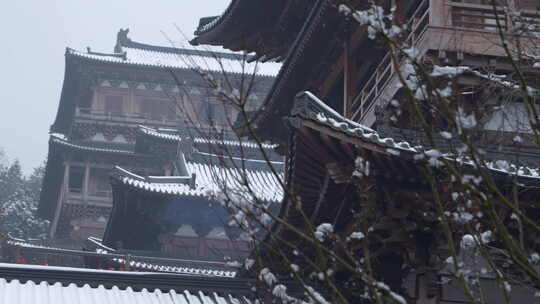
350,0,430,122
450,2,540,35
450,2,508,31
76,108,178,125
349,1,540,125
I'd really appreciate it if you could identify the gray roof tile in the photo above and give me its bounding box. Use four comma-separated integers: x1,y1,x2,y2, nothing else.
113,162,283,202
67,45,281,77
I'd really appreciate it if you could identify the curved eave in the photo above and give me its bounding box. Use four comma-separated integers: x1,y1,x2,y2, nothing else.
110,179,199,198
50,136,137,156
192,0,240,38
138,125,279,150
37,141,65,220
110,166,195,198
262,91,540,258
292,91,540,185
191,0,285,54
50,53,79,134
233,0,335,143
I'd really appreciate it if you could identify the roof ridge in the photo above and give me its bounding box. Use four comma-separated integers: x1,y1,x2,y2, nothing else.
112,166,146,181
115,28,251,61
66,47,121,58
112,166,194,186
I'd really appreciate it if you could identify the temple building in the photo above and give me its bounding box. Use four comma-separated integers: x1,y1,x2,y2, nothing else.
0,123,285,302
195,0,540,148
192,0,540,303
2,1,539,303
38,29,281,247
86,127,283,264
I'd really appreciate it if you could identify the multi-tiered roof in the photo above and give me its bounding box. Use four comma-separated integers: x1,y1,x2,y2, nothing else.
39,29,282,224
52,29,280,135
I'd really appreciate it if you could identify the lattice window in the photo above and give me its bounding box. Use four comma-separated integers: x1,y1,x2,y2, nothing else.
141,99,176,120
68,166,84,194
105,95,124,115
89,168,111,198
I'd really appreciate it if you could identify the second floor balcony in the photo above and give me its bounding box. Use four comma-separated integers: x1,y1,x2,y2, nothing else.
76,107,179,127
347,0,540,126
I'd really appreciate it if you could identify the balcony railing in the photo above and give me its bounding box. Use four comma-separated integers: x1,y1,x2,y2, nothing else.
76,108,178,125
450,2,508,32
349,1,540,125
65,193,112,206
449,2,540,36
350,0,430,123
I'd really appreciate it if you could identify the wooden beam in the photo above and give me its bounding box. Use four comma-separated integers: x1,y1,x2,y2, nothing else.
344,41,351,118
320,27,367,99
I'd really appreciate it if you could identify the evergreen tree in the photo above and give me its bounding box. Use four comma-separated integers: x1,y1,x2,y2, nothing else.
0,159,49,239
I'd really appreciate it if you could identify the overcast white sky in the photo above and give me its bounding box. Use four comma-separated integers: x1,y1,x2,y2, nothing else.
0,0,229,174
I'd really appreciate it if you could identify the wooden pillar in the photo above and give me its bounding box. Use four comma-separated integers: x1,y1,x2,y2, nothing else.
343,40,357,119
83,163,90,203
129,87,136,115
50,163,70,239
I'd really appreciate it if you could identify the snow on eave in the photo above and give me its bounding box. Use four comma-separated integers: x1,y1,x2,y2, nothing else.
6,240,59,251
50,135,135,155
113,163,283,202
196,151,285,165
66,44,280,77
193,0,240,37
294,91,540,180
139,125,279,150
194,137,278,150
111,258,237,278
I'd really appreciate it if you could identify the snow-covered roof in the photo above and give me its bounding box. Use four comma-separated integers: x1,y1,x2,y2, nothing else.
8,238,237,278
195,137,278,150
110,258,237,278
0,279,242,304
138,125,278,150
7,236,237,279
67,43,281,77
5,239,58,251
291,91,540,180
50,134,135,155
0,263,249,304
112,161,283,202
